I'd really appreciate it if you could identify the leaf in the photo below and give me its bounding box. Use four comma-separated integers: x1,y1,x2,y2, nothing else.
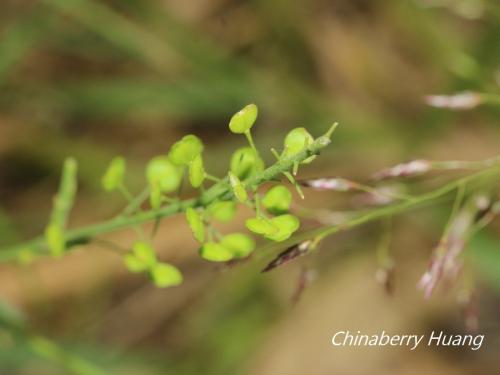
220,233,255,258
123,253,148,273
262,185,292,214
168,134,204,166
150,263,183,287
188,154,205,188
207,201,236,222
245,217,278,235
186,207,205,243
124,242,161,274
265,214,300,242
229,104,258,134
101,156,126,192
132,241,157,267
230,147,264,180
146,156,182,193
229,172,248,202
199,242,233,262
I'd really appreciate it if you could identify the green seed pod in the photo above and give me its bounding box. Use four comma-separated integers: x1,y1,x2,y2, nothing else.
186,207,205,243
199,242,234,262
132,241,157,268
150,263,183,287
262,185,292,215
230,147,265,180
229,172,248,202
101,157,126,192
168,135,204,166
220,233,255,258
229,104,258,134
44,158,78,257
146,156,182,193
123,253,147,273
45,223,65,257
46,157,78,229
265,214,300,242
283,127,316,163
207,201,236,223
245,217,278,235
189,154,205,188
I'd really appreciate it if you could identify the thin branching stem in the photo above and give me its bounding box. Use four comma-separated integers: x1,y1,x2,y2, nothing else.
254,165,500,262
0,129,333,261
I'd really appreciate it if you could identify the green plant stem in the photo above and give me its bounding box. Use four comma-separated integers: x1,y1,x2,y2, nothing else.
117,184,134,204
254,192,261,217
352,182,413,201
255,165,500,261
205,174,222,183
120,187,149,216
244,130,260,160
376,217,393,267
284,171,305,199
481,93,500,106
27,335,107,375
0,129,333,261
118,184,146,240
431,155,500,170
313,169,498,242
271,147,305,199
441,181,466,239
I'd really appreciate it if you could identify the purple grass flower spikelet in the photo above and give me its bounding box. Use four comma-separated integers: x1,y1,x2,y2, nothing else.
351,186,398,207
262,240,313,273
375,262,395,296
418,195,487,299
291,267,317,305
458,290,479,333
424,91,482,110
298,177,356,191
352,184,410,207
372,160,431,181
417,242,446,299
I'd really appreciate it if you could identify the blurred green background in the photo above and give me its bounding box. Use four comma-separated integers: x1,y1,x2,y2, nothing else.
0,0,499,374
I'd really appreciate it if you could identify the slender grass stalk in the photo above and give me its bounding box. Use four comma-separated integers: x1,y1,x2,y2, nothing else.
254,165,500,261
27,335,108,375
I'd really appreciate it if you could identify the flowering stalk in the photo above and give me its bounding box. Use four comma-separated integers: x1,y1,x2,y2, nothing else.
2,100,499,295
424,91,500,110
372,156,500,181
255,165,500,265
0,122,335,262
249,160,499,322
418,193,493,299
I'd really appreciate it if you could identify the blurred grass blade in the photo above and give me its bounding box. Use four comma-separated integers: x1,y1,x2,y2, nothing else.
40,0,182,72
0,7,49,82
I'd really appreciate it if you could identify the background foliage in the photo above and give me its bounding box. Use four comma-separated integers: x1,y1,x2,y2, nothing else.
0,0,499,374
